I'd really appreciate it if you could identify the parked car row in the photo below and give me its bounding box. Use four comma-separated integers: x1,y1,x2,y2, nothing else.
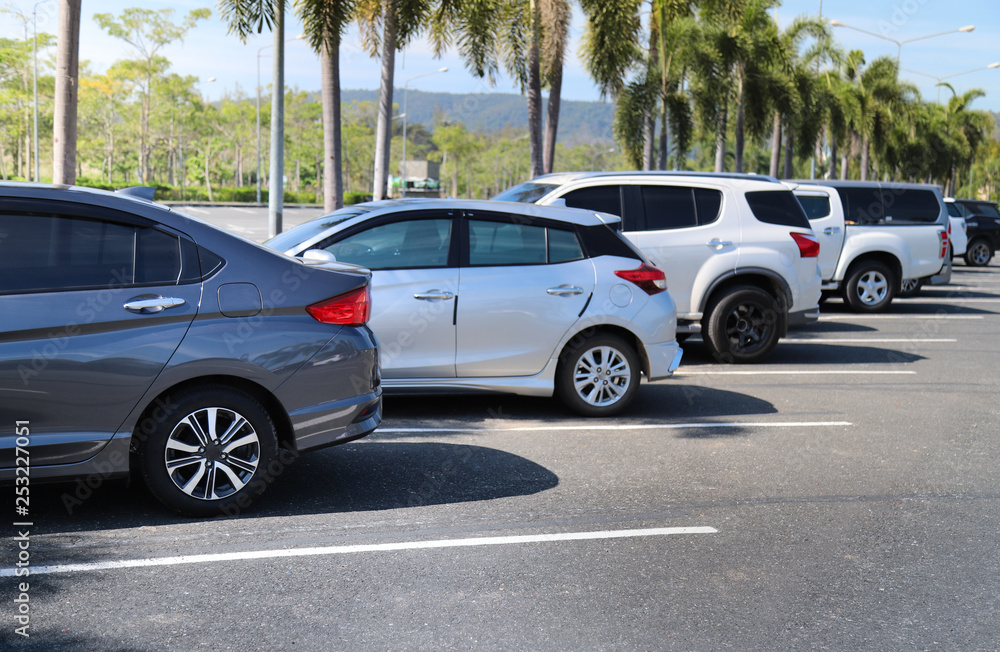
0,175,979,516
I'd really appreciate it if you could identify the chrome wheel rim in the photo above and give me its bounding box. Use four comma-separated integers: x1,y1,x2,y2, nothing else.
855,271,889,305
572,346,632,407
970,243,991,265
724,302,773,352
164,407,261,501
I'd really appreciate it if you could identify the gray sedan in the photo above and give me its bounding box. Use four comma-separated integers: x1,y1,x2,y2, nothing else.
0,183,381,516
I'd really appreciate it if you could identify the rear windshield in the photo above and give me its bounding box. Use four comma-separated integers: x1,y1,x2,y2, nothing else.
493,182,560,204
965,201,1000,217
836,186,942,225
946,202,962,217
265,207,369,252
745,190,811,229
796,195,831,220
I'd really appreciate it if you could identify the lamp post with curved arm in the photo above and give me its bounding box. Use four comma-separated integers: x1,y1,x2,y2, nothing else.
900,62,1000,103
829,20,975,64
400,67,447,198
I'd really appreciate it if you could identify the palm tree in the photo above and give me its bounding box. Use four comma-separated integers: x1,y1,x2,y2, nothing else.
696,0,783,173
52,0,81,185
761,16,828,178
839,53,910,180
939,88,993,194
540,0,570,174
582,0,695,171
297,0,356,210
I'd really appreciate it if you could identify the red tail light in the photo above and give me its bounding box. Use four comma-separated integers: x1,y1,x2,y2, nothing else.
939,228,949,258
791,232,820,258
615,262,667,295
306,286,371,325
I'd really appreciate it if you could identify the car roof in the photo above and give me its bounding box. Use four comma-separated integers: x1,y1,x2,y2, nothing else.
0,180,170,210
788,179,944,192
347,198,622,227
528,170,783,185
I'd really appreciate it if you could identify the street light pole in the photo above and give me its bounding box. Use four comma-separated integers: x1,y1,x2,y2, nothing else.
256,45,265,205
32,0,51,183
830,20,975,64
902,63,1000,103
257,33,305,207
400,67,447,198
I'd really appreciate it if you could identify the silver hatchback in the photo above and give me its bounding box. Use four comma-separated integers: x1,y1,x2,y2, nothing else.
267,200,682,416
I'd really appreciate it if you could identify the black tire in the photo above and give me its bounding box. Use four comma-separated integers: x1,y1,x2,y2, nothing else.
702,285,782,364
137,386,279,517
842,261,896,313
898,277,924,298
556,333,640,417
965,238,993,267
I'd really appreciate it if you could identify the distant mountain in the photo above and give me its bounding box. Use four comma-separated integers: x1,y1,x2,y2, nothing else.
341,89,615,146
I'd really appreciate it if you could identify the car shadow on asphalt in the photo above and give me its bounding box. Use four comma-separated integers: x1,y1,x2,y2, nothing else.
25,442,559,531
677,338,927,366
378,383,776,426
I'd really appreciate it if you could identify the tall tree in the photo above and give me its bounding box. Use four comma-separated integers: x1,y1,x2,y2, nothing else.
94,7,210,183
52,0,81,185
296,0,356,210
540,0,570,174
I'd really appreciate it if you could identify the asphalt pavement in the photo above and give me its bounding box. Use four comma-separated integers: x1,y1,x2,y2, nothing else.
4,210,999,651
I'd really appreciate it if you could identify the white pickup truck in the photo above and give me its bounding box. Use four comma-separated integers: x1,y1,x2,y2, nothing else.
787,181,951,312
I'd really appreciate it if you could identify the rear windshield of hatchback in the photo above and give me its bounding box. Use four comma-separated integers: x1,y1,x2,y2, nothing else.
745,191,811,229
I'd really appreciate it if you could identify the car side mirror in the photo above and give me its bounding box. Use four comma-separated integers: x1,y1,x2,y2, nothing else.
549,198,567,208
302,249,337,262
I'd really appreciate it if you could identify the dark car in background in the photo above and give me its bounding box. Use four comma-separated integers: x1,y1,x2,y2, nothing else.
0,183,381,516
946,198,1000,267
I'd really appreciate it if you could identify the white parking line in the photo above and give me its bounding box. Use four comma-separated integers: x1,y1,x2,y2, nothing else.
181,206,209,214
820,315,983,320
379,421,852,433
781,338,956,343
231,207,255,214
675,370,915,376
901,298,1000,303
0,527,718,576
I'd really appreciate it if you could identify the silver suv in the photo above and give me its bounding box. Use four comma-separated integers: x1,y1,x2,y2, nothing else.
495,172,822,363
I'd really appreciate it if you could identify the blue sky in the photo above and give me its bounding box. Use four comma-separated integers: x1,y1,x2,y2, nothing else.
7,0,1000,112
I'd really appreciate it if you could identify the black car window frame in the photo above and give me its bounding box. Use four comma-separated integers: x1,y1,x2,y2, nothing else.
313,211,459,271
459,209,586,268
0,204,203,296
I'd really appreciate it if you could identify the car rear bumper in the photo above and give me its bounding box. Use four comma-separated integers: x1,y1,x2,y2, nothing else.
928,256,952,285
646,341,683,381
788,306,821,327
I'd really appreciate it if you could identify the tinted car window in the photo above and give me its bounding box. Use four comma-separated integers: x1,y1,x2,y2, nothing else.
745,191,811,228
881,188,940,224
796,195,831,220
946,202,963,218
836,187,885,224
0,213,186,294
469,220,547,266
548,228,584,263
562,185,623,218
641,186,697,230
492,182,560,204
326,218,452,269
967,201,1000,217
695,188,723,225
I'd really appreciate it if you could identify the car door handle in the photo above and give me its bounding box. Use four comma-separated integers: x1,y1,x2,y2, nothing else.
547,285,585,296
823,227,841,235
124,295,187,314
707,239,733,248
413,290,455,301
